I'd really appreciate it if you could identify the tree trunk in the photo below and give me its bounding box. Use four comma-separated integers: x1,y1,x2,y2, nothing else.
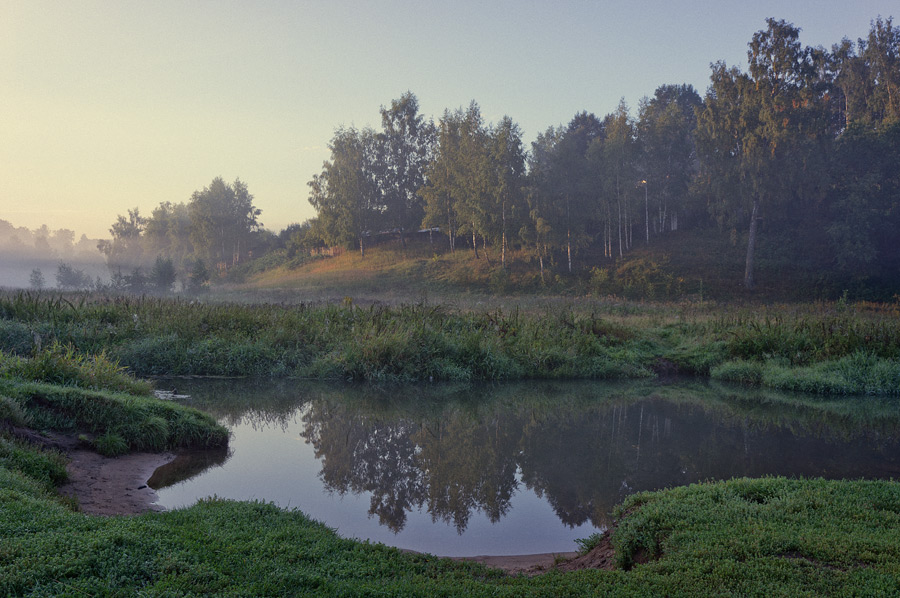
472,224,479,259
566,193,572,273
617,199,623,258
359,235,365,258
744,198,760,290
644,184,649,243
448,213,455,253
539,249,545,284
501,202,507,269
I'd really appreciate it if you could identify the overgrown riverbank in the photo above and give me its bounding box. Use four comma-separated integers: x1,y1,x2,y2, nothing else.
3,317,900,595
4,433,900,595
2,291,899,395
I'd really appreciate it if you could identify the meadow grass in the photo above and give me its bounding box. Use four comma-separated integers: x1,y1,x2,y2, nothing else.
2,290,899,394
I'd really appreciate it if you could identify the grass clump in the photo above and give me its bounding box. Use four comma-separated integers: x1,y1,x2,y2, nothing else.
92,431,130,457
0,434,67,489
0,343,228,453
0,394,28,427
0,379,228,452
575,531,606,556
713,351,900,395
609,477,900,595
0,343,152,396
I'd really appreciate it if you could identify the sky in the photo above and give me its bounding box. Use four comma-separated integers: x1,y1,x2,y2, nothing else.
1,0,895,240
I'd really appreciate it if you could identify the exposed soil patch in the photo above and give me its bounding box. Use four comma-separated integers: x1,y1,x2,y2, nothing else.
9,427,175,516
554,534,618,573
453,531,619,576
452,552,578,576
59,448,175,515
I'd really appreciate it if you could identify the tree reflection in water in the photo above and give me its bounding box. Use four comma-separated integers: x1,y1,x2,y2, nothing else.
160,378,900,535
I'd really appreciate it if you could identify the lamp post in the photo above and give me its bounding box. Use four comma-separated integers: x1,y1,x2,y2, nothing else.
640,180,649,243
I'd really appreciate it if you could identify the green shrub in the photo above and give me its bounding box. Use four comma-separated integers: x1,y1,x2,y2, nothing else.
93,432,129,457
575,531,606,555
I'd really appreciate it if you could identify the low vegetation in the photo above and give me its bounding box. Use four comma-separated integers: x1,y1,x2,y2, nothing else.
0,345,228,456
3,441,899,595
2,290,899,395
1,291,899,594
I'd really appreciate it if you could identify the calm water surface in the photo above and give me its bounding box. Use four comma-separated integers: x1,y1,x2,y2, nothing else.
150,379,900,556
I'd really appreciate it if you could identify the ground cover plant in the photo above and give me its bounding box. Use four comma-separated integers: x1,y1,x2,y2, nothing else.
3,449,900,596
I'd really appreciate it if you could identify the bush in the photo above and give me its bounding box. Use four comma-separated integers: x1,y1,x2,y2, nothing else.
590,257,682,299
0,396,28,427
93,432,129,457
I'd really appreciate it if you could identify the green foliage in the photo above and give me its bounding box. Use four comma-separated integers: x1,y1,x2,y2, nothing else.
0,343,152,396
0,395,28,427
187,259,211,293
0,319,37,355
590,257,683,299
149,256,177,293
715,351,900,396
0,376,227,452
0,434,67,488
55,262,93,290
189,177,261,268
29,268,45,290
610,477,900,593
2,468,900,595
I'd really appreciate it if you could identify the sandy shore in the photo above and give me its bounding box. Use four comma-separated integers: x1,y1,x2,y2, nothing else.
58,449,175,516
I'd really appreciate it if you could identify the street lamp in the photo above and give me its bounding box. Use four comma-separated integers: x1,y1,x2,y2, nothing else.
639,180,648,243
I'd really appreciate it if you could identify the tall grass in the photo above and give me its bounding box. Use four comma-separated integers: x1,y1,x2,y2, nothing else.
0,339,228,453
2,291,899,394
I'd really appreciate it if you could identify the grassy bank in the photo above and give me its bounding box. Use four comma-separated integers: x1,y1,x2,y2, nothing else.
3,448,900,596
2,291,899,394
0,346,228,456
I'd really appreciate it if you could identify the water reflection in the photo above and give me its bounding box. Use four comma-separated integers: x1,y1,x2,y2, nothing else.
153,379,900,553
148,446,230,489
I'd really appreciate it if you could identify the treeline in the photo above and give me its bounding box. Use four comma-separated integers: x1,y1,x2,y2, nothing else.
306,17,900,293
97,177,278,293
0,221,101,260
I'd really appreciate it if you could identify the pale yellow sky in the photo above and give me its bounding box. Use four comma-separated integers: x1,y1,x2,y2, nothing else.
1,0,892,240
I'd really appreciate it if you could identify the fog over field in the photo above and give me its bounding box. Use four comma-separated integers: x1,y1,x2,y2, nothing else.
0,219,106,289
